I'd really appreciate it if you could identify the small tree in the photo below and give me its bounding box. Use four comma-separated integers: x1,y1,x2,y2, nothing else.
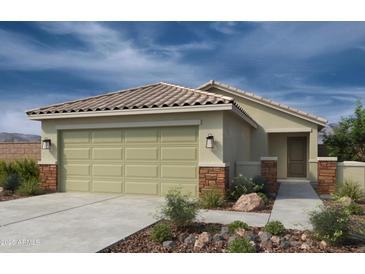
323,100,365,162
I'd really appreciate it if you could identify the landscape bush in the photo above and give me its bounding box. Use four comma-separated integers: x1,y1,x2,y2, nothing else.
13,159,40,182
228,220,249,234
227,237,256,253
199,189,224,209
150,223,173,243
309,205,350,244
3,173,22,193
16,178,43,196
228,175,264,201
159,189,199,227
345,202,364,216
334,180,364,202
257,192,269,205
264,221,286,236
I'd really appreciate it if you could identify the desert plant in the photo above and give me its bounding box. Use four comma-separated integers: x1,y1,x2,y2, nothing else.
228,220,249,234
345,203,364,216
257,192,269,205
264,221,285,236
227,237,256,253
13,159,40,182
228,175,264,200
150,223,173,243
16,178,43,196
199,189,224,209
309,205,350,244
159,189,199,227
334,180,364,202
3,172,22,193
0,160,17,187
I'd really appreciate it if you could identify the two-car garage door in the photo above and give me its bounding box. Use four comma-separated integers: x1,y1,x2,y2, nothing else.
59,126,199,196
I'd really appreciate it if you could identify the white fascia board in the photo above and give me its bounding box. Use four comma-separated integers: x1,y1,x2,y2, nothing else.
55,120,201,130
28,104,233,120
266,128,312,133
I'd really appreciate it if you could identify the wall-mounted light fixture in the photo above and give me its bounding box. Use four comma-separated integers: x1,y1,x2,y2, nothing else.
206,133,214,149
42,138,51,150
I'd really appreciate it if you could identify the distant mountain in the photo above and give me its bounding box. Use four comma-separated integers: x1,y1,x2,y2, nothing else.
0,132,40,142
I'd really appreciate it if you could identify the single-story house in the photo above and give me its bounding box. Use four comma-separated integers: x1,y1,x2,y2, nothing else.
26,81,327,196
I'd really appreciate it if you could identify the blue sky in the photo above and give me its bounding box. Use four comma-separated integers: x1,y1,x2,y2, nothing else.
0,22,365,134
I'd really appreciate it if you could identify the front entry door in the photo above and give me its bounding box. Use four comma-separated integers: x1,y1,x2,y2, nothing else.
287,137,307,177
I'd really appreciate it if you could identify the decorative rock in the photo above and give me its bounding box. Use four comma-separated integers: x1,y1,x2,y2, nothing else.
260,239,273,249
194,232,211,250
235,228,246,237
338,196,352,207
244,231,256,241
271,235,281,245
215,240,225,249
300,243,310,250
280,240,290,249
221,226,229,234
178,232,189,243
232,193,265,212
301,233,308,241
163,241,176,248
213,233,223,242
290,241,300,247
319,240,328,250
183,234,196,246
258,231,272,242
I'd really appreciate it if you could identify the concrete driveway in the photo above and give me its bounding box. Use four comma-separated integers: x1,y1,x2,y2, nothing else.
0,192,163,253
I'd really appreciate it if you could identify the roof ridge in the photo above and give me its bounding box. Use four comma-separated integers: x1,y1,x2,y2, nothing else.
199,80,327,124
26,82,161,113
160,81,234,102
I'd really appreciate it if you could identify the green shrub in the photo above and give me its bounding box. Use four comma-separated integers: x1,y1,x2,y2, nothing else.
16,178,43,196
159,189,199,227
199,189,224,209
334,180,364,202
228,175,264,201
150,223,173,243
228,220,249,234
227,237,256,253
309,205,350,244
264,221,285,236
13,159,40,182
345,203,364,216
0,160,17,187
3,173,22,193
257,192,269,205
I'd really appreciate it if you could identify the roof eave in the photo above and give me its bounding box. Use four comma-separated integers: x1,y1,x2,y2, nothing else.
198,81,328,127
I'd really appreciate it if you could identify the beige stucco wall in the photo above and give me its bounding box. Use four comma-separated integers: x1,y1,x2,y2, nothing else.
207,87,320,181
337,162,365,191
39,111,226,166
223,111,252,180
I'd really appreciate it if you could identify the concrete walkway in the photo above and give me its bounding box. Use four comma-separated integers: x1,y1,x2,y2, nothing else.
199,210,270,227
0,193,163,253
269,180,323,230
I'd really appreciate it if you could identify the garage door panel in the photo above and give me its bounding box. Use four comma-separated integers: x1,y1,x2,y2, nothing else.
92,181,123,193
125,128,158,143
161,165,197,179
125,165,158,178
63,131,90,144
65,179,90,192
161,183,197,196
92,148,123,160
161,127,197,143
125,147,158,160
64,164,90,176
63,148,90,161
92,129,122,143
161,147,197,161
93,165,123,177
124,181,159,195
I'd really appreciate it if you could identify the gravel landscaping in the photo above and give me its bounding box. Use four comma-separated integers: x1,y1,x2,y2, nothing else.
99,221,363,253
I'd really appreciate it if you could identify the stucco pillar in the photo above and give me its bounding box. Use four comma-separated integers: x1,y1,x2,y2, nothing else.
317,157,337,194
260,157,278,194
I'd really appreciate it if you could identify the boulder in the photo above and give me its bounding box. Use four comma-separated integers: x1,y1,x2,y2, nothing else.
232,193,265,212
183,234,196,246
163,241,176,248
194,232,211,250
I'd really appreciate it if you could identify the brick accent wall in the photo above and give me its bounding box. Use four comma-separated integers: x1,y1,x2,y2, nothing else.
0,142,41,162
317,159,337,194
199,166,229,195
39,164,57,192
261,158,278,194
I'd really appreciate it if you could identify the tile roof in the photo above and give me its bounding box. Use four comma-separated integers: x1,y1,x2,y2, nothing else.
26,82,236,115
198,80,327,126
